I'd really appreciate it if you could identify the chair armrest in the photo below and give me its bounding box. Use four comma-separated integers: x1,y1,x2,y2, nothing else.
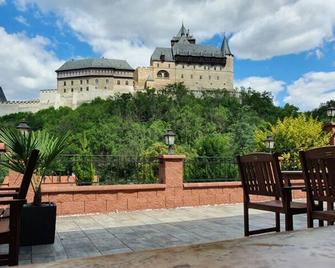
283,186,306,191
0,187,20,191
0,192,19,198
0,199,26,205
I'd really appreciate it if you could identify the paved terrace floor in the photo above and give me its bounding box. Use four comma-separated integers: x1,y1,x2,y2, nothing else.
17,203,308,266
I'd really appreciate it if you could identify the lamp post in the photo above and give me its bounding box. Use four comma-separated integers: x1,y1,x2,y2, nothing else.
264,135,274,154
164,130,176,155
327,106,335,124
16,119,31,136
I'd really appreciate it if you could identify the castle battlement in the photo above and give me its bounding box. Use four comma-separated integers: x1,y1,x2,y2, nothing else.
0,100,40,104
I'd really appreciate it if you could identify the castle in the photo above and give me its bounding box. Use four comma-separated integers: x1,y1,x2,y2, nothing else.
0,24,234,116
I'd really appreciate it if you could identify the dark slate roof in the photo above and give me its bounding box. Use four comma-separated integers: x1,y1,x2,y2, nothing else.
151,47,174,61
56,58,134,72
172,42,224,58
221,35,232,56
0,87,7,102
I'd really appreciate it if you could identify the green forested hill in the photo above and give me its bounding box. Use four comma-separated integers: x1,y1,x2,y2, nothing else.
0,84,304,159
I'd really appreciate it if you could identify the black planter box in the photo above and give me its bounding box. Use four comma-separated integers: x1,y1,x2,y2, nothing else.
20,202,56,246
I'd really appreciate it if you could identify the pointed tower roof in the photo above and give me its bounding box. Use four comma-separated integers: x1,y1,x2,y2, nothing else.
221,34,233,56
0,87,7,102
176,22,187,37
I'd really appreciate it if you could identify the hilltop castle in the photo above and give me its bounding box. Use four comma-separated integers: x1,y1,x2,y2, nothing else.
0,24,234,116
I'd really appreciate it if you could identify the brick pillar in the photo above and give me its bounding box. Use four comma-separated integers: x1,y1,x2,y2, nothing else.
323,123,335,145
159,155,186,187
159,154,186,208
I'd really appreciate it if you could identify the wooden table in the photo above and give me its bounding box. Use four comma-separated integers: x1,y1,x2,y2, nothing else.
26,226,335,268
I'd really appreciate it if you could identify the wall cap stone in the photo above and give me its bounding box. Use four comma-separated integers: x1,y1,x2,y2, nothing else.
184,181,241,189
42,183,166,194
159,154,186,160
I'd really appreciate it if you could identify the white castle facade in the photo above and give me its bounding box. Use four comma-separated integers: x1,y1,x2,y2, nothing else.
0,24,234,116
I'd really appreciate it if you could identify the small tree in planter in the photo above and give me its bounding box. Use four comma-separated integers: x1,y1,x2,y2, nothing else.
0,127,69,245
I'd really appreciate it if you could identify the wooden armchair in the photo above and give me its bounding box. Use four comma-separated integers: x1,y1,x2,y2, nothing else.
0,149,39,266
237,153,307,236
300,146,335,228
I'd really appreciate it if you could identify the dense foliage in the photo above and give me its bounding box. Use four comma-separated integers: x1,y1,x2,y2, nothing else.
0,83,331,183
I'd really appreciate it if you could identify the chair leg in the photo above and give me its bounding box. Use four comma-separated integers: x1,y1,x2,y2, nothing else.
275,212,280,232
285,213,293,231
8,236,19,266
307,211,313,228
244,203,249,236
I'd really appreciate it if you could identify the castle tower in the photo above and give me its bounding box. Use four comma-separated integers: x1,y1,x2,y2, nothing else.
221,34,234,89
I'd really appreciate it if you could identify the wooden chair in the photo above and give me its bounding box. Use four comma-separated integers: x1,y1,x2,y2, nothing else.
300,146,335,228
237,153,307,236
0,149,39,266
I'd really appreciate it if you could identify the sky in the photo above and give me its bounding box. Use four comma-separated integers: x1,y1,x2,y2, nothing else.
0,0,335,111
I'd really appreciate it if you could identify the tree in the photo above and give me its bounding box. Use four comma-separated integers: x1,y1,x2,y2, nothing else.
255,114,330,169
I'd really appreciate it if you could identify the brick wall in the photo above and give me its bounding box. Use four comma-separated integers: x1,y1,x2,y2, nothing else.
2,154,306,215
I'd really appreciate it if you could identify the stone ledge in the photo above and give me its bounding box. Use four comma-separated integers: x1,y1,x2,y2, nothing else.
183,181,241,189
42,184,166,194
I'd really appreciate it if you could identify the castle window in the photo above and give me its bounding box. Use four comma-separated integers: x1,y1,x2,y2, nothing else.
200,75,202,79
64,89,66,93
63,81,66,86
80,87,83,91
106,79,109,83
157,63,159,67
86,87,89,91
71,88,74,92
86,79,89,84
193,65,196,69
209,75,211,80
125,80,129,85
80,80,83,85
214,67,217,70
117,80,120,85
217,76,219,80
182,65,184,69
181,74,184,79
104,86,107,89
168,64,170,68
71,81,73,85
191,74,193,79
157,70,169,79
95,79,98,84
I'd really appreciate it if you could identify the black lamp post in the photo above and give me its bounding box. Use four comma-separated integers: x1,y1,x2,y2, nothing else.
16,119,31,136
327,106,335,124
164,130,176,155
264,135,274,154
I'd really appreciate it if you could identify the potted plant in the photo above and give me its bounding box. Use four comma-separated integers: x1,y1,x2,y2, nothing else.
0,127,69,245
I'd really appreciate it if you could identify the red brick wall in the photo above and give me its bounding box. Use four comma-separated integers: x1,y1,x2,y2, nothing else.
2,155,306,215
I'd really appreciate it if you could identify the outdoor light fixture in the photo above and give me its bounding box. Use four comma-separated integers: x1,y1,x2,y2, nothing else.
327,106,335,124
264,135,274,153
164,129,176,154
16,119,31,136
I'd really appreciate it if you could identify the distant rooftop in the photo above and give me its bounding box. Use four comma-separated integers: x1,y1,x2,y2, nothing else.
56,58,134,72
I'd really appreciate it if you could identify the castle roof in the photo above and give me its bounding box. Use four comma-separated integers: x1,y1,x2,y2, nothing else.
221,34,232,56
151,47,174,62
0,87,7,102
56,58,134,72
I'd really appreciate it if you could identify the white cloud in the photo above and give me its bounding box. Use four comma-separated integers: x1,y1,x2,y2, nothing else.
0,27,63,100
235,76,286,104
0,0,5,6
285,71,335,111
15,15,29,26
15,0,335,65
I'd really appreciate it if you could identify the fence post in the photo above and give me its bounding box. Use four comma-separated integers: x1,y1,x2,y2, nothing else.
158,155,186,188
323,123,335,145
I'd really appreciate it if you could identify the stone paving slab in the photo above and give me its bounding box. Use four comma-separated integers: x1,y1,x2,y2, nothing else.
15,203,310,266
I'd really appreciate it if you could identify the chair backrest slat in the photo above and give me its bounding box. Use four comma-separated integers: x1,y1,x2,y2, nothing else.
300,146,335,205
237,153,282,197
18,149,39,200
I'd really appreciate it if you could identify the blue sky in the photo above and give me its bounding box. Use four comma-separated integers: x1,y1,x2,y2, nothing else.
0,0,334,111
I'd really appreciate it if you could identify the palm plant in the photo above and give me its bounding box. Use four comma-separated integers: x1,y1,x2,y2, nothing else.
0,127,69,205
